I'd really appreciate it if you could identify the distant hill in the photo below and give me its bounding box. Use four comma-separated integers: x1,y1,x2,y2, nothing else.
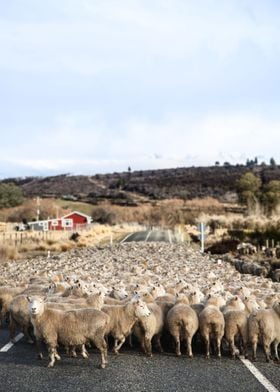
2,165,280,205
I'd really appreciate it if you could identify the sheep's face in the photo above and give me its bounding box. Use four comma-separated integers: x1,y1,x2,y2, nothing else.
227,296,245,311
28,297,44,316
134,300,151,318
112,287,128,300
244,298,261,313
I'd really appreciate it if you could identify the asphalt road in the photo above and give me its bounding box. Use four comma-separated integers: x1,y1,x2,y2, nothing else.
0,327,279,392
122,229,180,243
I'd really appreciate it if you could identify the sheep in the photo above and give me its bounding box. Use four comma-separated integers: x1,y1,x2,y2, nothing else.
0,286,27,326
188,291,203,305
248,301,280,362
133,302,164,356
9,295,34,343
28,296,109,368
204,294,226,309
224,296,261,359
102,298,151,354
166,303,199,357
199,304,225,358
221,296,245,314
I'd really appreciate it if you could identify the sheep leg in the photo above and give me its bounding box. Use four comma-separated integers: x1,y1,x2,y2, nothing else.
54,349,61,361
186,335,193,358
154,334,163,353
36,338,44,360
94,336,108,369
23,325,34,344
9,316,17,343
140,337,147,354
263,338,271,363
273,342,279,361
203,334,210,358
174,335,181,356
128,334,133,347
216,336,222,358
114,336,126,353
70,346,77,357
144,337,152,357
228,337,236,359
81,344,89,359
240,333,248,359
251,340,257,361
47,346,56,368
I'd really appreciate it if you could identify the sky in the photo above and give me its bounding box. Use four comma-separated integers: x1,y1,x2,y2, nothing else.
0,0,279,178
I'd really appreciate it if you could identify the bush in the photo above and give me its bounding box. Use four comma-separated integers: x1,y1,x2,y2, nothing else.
0,183,23,209
91,207,117,225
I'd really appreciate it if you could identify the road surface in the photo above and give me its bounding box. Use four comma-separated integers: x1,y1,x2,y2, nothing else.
122,229,180,243
0,328,279,392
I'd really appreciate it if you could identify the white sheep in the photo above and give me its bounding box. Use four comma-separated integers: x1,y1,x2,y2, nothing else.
166,303,199,357
28,296,109,368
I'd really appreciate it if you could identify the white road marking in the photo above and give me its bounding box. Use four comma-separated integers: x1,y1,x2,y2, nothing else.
145,231,152,242
168,230,172,244
239,356,279,392
0,333,24,352
121,233,134,243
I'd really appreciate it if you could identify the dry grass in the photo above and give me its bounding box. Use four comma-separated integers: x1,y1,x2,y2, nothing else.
0,224,141,261
0,245,19,261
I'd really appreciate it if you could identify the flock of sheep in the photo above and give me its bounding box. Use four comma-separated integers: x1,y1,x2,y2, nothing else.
0,242,279,369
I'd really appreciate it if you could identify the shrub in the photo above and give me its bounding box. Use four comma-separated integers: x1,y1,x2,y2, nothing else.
0,183,23,209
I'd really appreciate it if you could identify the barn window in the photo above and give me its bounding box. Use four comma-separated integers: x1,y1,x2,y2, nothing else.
62,219,73,227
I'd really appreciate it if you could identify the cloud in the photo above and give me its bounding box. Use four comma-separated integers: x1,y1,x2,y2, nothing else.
0,110,279,177
0,0,279,77
0,1,279,177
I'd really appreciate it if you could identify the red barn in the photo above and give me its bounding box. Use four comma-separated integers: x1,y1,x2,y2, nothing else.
48,211,92,231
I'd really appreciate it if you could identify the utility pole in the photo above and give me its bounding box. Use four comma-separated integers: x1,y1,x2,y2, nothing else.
36,197,41,221
198,222,207,253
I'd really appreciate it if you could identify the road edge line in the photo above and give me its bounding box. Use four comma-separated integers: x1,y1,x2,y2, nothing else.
145,231,152,242
121,233,134,243
239,356,279,392
0,333,24,352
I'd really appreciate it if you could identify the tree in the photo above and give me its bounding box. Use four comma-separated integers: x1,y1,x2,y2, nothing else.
270,157,276,167
262,180,280,213
237,172,261,210
0,183,24,209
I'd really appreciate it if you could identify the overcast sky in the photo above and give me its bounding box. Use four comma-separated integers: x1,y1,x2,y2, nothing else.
0,0,279,178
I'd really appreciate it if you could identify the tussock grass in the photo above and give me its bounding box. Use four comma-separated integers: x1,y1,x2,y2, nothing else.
0,245,19,261
0,224,140,260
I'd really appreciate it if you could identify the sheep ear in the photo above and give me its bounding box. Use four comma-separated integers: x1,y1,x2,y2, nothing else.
244,296,248,300
42,296,47,302
26,296,31,303
98,291,102,296
235,296,238,301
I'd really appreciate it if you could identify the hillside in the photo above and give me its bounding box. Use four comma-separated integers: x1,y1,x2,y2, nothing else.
2,165,280,205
